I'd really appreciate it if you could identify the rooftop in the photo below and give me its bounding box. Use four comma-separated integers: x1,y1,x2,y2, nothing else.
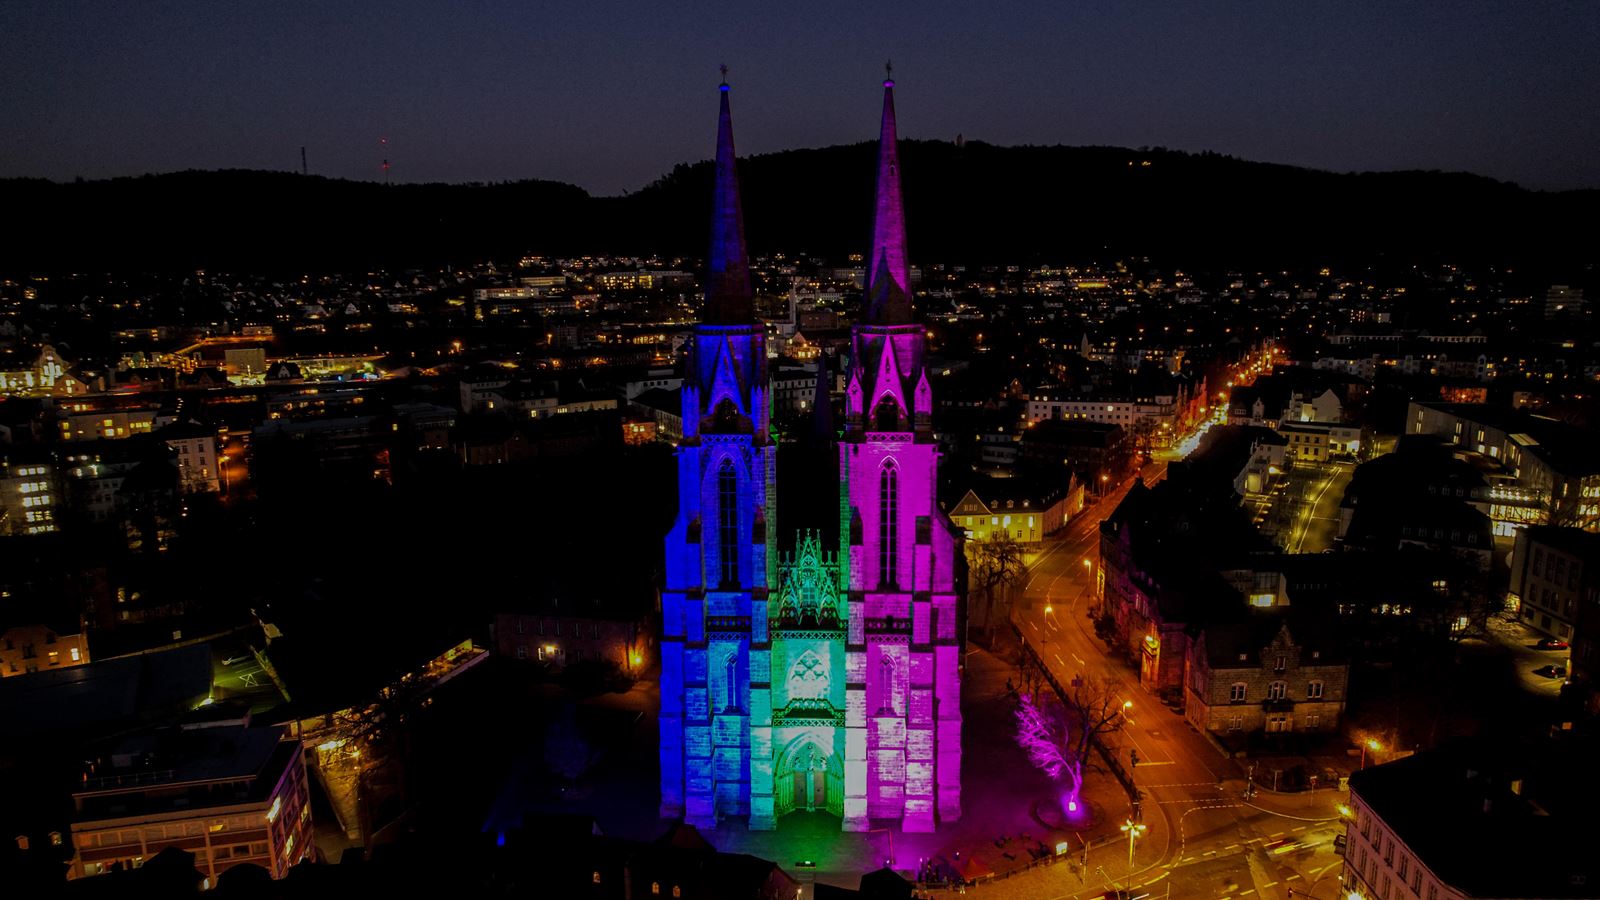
1351,739,1595,898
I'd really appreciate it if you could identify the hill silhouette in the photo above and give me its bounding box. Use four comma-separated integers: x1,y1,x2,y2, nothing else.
2,142,1595,274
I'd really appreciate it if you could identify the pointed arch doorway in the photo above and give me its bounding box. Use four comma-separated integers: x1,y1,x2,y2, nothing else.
775,736,843,819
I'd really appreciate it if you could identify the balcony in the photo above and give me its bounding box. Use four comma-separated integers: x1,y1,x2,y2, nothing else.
1262,697,1296,713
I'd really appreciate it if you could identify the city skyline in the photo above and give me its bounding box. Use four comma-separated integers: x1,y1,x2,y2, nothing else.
2,2,1599,194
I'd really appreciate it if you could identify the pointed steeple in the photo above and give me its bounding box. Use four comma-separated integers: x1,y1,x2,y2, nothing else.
865,63,912,325
704,70,753,324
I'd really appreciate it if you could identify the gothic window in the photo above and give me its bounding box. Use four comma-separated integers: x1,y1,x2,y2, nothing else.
724,654,739,711
879,462,899,588
879,656,897,715
788,651,828,703
718,459,739,587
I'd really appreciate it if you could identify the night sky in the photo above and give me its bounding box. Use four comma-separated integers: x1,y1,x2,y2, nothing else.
2,1,1597,195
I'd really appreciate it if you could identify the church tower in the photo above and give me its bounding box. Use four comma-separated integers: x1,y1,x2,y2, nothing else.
840,71,963,833
660,75,777,828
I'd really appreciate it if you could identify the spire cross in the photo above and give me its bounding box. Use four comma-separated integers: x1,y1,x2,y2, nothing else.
720,63,729,86
884,60,893,84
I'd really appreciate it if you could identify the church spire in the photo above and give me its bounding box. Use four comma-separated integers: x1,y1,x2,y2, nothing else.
703,68,753,324
865,63,912,325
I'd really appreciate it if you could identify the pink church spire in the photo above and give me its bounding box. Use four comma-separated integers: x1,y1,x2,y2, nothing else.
704,67,753,324
865,62,912,325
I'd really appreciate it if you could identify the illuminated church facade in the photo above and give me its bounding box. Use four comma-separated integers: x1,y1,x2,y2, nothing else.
659,74,963,834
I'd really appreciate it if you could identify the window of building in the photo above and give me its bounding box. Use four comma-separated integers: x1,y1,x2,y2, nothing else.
593,872,602,884
718,459,740,587
1274,654,1286,672
1268,681,1287,700
1398,855,1408,880
673,887,681,898
1229,682,1247,702
879,462,899,587
1307,681,1324,700
652,883,660,895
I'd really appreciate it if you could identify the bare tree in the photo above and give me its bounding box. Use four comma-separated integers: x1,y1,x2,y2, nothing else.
1014,675,1128,817
969,532,1028,635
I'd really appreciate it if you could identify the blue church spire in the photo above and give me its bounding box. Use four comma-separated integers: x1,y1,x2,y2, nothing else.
704,68,753,324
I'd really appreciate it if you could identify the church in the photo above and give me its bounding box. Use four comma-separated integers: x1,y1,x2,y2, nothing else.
659,73,964,834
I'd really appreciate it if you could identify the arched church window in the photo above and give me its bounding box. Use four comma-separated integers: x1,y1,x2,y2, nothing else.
879,462,899,588
800,569,818,618
725,654,739,711
718,459,739,587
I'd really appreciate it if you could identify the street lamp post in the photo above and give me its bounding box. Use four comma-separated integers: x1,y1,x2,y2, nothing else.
1120,819,1146,869
1360,738,1381,769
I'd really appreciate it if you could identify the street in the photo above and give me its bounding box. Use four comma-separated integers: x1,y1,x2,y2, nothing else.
1005,460,1351,900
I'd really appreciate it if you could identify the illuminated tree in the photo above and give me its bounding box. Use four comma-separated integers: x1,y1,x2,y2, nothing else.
1014,677,1128,821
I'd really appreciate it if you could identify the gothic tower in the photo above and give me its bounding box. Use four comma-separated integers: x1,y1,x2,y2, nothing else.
660,76,777,828
840,73,963,832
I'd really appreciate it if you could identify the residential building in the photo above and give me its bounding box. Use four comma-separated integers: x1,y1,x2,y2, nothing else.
0,457,60,535
157,421,221,494
1184,616,1347,736
1509,526,1600,641
0,622,90,677
945,476,1083,544
1017,419,1131,485
1344,741,1593,900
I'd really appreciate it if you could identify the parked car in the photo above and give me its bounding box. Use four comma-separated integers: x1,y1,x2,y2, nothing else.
1266,838,1309,855
1536,638,1569,650
1534,664,1568,679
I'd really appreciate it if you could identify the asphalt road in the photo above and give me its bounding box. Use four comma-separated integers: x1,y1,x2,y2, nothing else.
1286,461,1351,555
1012,460,1351,900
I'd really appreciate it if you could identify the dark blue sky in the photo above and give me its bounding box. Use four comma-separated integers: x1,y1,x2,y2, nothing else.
2,1,1596,195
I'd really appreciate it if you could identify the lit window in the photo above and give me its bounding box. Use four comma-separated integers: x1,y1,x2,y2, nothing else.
878,462,901,587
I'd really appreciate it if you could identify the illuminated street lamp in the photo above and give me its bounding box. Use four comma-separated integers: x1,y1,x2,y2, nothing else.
1120,819,1146,868
1360,738,1381,769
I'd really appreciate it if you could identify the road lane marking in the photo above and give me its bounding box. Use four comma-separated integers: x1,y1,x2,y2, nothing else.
1286,874,1301,881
